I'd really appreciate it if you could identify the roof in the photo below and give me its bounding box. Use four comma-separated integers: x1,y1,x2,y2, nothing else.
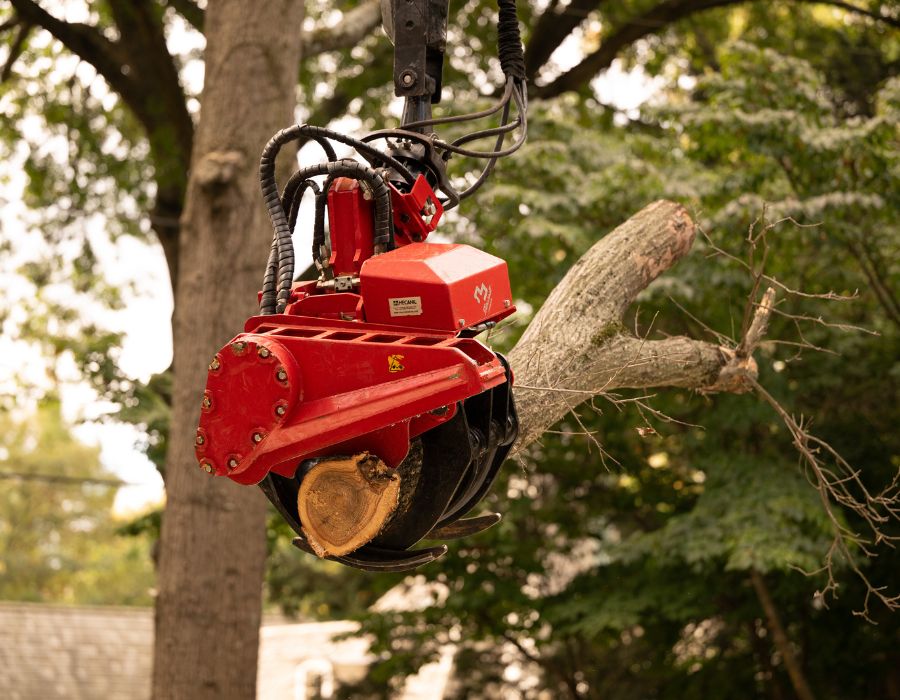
0,601,452,699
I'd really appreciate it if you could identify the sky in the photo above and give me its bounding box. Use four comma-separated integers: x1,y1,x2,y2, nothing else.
0,3,662,516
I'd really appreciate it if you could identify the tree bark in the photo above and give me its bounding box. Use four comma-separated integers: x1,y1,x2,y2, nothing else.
152,2,304,698
508,200,745,449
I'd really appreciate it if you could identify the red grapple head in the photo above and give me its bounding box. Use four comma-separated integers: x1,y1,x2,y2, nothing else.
195,337,300,477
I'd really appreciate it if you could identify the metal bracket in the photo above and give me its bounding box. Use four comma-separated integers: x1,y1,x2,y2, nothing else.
387,0,448,104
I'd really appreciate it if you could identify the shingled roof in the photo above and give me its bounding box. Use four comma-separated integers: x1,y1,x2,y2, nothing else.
0,601,451,699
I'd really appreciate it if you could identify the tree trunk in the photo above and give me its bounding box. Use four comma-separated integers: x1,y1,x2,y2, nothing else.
152,2,304,698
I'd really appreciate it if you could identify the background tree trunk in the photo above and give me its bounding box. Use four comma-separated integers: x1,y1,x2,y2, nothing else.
152,2,304,697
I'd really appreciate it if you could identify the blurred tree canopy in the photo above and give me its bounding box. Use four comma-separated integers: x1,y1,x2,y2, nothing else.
0,0,898,698
0,397,156,605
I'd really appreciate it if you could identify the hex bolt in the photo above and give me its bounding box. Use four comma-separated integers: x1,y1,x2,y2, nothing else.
276,368,288,382
257,346,271,359
209,357,221,371
195,433,205,446
202,463,213,474
458,318,466,328
252,432,264,444
231,341,247,354
400,70,416,87
275,405,287,417
228,458,239,469
503,299,511,308
201,395,212,410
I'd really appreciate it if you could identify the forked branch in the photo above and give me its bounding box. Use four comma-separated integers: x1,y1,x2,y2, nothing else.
507,201,899,615
508,200,758,449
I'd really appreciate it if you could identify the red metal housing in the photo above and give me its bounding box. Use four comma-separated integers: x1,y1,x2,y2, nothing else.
196,316,507,485
360,243,514,331
196,174,516,488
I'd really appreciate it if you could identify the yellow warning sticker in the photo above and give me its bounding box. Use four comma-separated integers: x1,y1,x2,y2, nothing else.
388,354,405,373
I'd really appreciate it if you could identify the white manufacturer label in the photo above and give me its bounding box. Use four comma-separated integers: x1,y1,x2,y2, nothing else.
389,296,423,317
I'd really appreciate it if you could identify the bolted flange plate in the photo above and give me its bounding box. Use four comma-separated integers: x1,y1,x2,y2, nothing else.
194,335,300,477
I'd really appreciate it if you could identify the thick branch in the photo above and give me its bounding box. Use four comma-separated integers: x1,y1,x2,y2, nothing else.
165,0,204,32
533,0,900,99
512,335,728,449
8,0,139,104
524,0,604,82
10,0,192,290
303,0,382,56
1,19,32,82
508,201,750,450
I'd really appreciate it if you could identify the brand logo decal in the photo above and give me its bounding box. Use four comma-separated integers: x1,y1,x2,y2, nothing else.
473,283,493,313
388,355,405,373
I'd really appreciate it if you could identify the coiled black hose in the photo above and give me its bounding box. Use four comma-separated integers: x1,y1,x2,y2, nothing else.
260,178,322,314
497,0,526,83
262,159,392,313
259,125,407,314
304,159,394,268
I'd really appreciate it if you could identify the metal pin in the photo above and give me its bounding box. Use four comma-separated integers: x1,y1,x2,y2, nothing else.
275,405,286,417
228,458,239,469
503,300,511,308
202,396,212,410
252,432,264,444
258,347,271,359
231,341,247,354
209,357,221,371
458,319,466,328
195,434,205,446
276,368,288,382
202,463,213,474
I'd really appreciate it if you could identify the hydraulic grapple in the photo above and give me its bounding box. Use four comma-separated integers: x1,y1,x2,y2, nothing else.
194,0,527,571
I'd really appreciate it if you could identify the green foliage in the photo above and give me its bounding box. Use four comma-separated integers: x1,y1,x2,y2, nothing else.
3,1,899,696
0,397,155,605
349,34,900,700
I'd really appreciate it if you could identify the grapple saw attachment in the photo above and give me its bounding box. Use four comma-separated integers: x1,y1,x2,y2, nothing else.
194,0,527,571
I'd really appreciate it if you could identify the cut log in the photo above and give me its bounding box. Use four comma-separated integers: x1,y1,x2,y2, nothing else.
297,452,401,557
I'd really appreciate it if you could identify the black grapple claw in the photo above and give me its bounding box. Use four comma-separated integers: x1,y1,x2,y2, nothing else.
258,356,517,572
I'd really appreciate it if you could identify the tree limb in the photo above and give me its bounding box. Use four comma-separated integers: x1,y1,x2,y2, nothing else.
8,0,193,293
508,201,754,450
303,0,383,56
532,0,900,99
8,0,138,104
165,0,204,32
1,19,32,82
524,0,605,82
